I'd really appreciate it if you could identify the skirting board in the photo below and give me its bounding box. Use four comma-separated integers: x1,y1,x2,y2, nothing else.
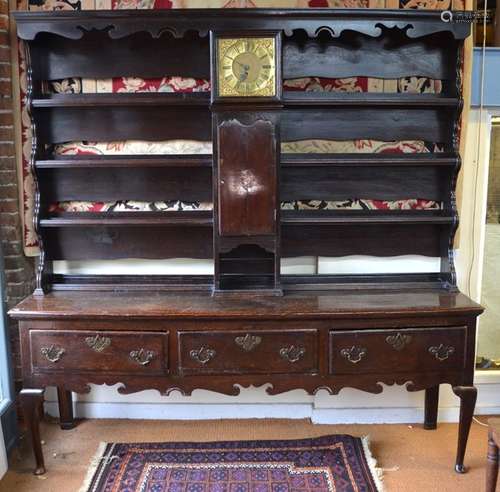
43,373,500,424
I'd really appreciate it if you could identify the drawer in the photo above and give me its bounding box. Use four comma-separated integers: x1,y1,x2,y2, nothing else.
30,330,168,375
178,329,318,375
329,327,466,374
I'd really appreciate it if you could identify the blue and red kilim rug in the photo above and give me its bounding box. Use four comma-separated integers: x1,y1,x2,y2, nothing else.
80,434,383,492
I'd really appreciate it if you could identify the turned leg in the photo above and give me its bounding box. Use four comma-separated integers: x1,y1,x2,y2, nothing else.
486,432,499,492
19,388,46,475
452,385,477,474
424,385,439,430
57,387,75,430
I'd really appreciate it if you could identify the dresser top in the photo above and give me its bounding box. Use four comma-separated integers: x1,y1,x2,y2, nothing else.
9,290,483,321
13,8,472,41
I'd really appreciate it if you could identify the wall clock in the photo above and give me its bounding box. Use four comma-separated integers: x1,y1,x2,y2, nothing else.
213,33,280,100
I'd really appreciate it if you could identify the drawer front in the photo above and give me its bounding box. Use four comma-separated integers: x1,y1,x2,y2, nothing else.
179,329,318,375
329,327,466,374
30,330,168,375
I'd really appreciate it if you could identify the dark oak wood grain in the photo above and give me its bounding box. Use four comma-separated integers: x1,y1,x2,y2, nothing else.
9,291,483,321
283,31,458,82
218,119,277,236
10,8,480,478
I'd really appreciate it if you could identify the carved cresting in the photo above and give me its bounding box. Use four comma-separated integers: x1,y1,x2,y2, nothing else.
85,334,111,352
235,334,262,352
13,11,473,42
41,345,65,363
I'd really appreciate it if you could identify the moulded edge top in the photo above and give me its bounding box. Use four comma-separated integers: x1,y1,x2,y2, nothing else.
8,290,484,320
12,9,472,41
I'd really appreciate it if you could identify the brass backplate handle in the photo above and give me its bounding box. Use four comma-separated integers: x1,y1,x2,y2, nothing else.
190,346,217,365
279,345,305,363
85,334,111,353
41,345,65,363
385,333,412,351
235,334,262,352
429,344,455,362
340,345,367,364
129,348,156,366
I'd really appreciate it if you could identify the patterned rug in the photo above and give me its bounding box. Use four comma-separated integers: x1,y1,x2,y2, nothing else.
80,435,383,492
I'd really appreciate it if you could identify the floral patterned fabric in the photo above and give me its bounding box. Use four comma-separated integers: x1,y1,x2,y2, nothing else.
49,198,442,213
48,75,442,95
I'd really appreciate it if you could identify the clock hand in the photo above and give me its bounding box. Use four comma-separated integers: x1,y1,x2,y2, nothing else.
234,60,250,70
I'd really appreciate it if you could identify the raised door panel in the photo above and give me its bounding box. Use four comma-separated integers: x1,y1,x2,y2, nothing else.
218,118,277,236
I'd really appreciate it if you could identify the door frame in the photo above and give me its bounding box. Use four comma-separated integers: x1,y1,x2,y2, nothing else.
0,241,17,468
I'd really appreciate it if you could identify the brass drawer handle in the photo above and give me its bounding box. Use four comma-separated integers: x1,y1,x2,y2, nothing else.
190,346,216,365
41,345,65,363
129,349,156,366
429,344,455,362
235,334,262,352
85,334,111,353
279,345,305,363
340,345,367,364
386,333,412,351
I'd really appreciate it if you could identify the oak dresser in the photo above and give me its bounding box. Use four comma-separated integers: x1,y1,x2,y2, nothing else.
9,8,483,476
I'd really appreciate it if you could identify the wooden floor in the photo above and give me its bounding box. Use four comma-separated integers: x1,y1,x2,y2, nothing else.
0,417,492,492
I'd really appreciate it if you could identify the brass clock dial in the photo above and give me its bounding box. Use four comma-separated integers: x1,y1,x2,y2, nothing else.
217,37,276,98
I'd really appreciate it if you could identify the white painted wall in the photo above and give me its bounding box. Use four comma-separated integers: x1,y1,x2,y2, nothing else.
43,109,500,424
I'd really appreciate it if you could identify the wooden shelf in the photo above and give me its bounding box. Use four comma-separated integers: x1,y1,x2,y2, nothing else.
40,211,213,227
36,154,213,169
38,153,456,169
280,153,458,167
32,92,211,108
281,210,454,225
51,274,214,292
33,92,458,109
282,273,447,290
282,92,460,107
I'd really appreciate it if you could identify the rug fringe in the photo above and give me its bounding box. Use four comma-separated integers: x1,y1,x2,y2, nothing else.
78,441,109,492
361,436,384,492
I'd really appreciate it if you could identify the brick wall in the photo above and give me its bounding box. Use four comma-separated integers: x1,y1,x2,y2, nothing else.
0,2,35,381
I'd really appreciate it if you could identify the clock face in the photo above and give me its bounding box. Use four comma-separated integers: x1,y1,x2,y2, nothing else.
217,37,276,98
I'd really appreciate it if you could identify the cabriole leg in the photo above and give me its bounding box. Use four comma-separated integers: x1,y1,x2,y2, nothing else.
57,387,75,430
424,385,439,430
19,388,46,475
452,385,477,473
